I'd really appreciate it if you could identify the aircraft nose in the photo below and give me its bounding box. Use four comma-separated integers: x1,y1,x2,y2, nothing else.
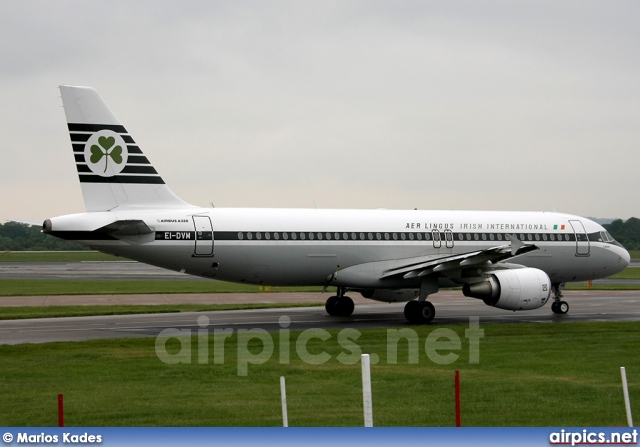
609,245,631,274
620,246,631,267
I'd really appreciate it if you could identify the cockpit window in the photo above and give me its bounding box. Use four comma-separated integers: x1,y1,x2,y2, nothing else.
600,231,615,243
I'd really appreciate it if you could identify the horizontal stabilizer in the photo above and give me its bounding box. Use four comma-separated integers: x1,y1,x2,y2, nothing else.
97,220,155,244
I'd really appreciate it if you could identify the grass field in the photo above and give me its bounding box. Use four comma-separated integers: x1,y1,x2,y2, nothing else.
1,274,638,297
0,303,323,320
607,268,640,279
0,279,327,296
0,251,117,262
0,321,637,427
0,277,634,300
566,284,640,291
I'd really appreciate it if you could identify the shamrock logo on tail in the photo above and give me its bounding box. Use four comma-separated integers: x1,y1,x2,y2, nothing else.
90,136,123,173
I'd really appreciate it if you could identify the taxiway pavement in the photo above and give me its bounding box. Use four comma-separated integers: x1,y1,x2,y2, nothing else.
1,290,638,345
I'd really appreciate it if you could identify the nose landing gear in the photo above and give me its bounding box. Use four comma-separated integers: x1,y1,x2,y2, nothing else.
550,283,569,315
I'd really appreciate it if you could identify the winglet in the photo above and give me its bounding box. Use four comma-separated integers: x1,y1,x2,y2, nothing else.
505,234,538,256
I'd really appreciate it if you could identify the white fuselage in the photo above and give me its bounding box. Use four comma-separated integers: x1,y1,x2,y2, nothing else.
48,208,630,295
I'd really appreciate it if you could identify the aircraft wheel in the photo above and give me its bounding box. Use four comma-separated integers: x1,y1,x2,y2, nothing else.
551,300,569,315
558,300,569,314
404,300,435,324
404,300,421,323
418,301,436,323
325,296,340,316
325,296,354,317
336,296,355,317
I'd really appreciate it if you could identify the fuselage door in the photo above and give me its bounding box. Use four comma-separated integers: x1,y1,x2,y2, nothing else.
193,215,214,256
569,220,590,256
432,230,442,249
444,229,454,249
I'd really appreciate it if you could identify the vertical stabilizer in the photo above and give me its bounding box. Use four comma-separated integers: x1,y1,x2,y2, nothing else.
59,85,194,211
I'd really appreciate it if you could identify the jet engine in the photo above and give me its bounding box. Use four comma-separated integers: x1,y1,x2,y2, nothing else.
462,268,551,311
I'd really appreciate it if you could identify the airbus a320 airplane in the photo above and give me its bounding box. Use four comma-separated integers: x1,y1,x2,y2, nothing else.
43,86,630,323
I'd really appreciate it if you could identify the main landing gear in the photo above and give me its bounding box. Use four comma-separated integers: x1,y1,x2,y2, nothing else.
404,300,436,324
403,277,438,324
550,283,569,315
325,287,355,317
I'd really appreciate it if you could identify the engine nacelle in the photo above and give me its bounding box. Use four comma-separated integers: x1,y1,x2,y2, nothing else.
360,289,419,303
462,268,551,311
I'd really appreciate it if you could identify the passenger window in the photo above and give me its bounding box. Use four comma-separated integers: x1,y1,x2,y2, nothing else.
238,232,244,240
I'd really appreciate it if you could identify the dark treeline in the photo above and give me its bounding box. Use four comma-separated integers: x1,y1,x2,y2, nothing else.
0,222,87,251
1,218,639,251
603,217,640,250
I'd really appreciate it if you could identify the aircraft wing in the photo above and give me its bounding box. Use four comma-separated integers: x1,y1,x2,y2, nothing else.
380,234,538,280
329,234,539,288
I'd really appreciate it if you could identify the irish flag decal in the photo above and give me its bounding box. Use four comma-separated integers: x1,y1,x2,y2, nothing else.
554,224,566,230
